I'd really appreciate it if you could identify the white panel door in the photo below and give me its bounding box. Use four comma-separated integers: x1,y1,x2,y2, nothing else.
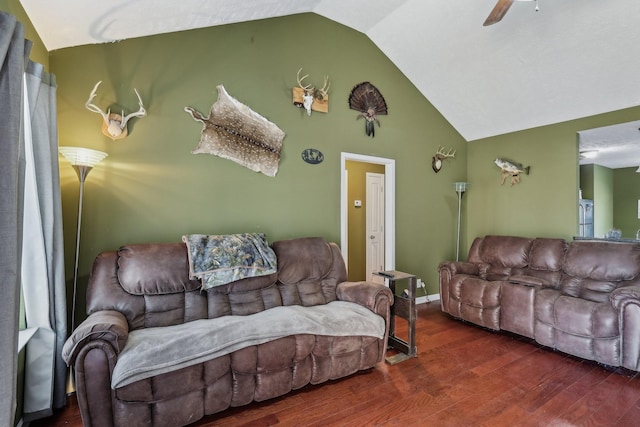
366,172,385,283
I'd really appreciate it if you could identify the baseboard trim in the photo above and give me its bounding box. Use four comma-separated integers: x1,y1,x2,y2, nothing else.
416,293,440,305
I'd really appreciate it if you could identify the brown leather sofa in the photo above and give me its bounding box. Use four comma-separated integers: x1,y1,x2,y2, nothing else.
62,237,393,427
439,235,640,371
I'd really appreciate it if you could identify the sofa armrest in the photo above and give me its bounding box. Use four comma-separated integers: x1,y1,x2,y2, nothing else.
610,283,640,309
337,281,394,363
610,283,640,371
62,310,129,366
336,281,394,316
438,261,480,277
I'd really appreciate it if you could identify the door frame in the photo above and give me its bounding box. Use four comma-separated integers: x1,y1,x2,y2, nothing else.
340,152,395,272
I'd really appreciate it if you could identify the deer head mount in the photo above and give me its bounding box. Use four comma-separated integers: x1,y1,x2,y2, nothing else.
432,146,456,173
292,68,330,116
85,81,146,140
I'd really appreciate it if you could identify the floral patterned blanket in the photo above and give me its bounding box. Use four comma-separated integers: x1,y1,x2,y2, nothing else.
182,233,277,290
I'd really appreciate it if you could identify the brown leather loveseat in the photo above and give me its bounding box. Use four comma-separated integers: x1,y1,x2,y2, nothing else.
62,236,393,427
439,235,640,371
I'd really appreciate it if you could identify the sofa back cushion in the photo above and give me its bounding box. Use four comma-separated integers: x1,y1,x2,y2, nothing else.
563,241,640,281
480,236,534,268
528,238,567,271
467,237,484,263
87,237,347,331
117,243,200,295
272,237,345,306
560,241,640,302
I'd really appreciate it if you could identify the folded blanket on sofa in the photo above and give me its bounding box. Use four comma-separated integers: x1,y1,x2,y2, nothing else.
182,233,277,290
111,301,384,388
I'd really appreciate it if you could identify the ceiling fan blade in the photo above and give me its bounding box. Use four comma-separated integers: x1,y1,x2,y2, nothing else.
483,0,516,26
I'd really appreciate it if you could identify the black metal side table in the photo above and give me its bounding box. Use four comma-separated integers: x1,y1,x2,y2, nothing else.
374,270,417,364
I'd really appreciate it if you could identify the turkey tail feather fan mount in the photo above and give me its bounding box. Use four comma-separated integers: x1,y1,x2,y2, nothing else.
348,82,388,137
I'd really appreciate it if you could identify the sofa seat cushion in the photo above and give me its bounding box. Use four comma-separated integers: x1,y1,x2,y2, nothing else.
560,276,619,303
445,275,501,330
115,352,232,402
112,333,381,425
500,282,535,338
111,301,384,388
534,288,620,365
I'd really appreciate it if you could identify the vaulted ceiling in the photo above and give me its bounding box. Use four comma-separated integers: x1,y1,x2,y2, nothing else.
19,0,640,165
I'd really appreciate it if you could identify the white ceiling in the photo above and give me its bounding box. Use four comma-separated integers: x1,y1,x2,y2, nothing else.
578,121,640,169
19,0,640,168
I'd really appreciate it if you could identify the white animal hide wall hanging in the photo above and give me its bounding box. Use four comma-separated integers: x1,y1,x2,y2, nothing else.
432,146,456,173
85,81,146,140
185,85,286,177
292,68,330,116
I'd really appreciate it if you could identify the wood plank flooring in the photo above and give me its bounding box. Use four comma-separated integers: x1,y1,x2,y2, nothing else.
33,302,640,426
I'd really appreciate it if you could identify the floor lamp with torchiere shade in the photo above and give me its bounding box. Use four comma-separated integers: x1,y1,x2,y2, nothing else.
453,182,468,262
58,146,108,394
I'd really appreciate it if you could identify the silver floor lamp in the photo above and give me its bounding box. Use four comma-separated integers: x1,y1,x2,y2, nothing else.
453,182,469,262
59,146,108,394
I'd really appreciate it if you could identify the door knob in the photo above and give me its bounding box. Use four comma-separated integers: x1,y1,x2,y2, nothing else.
370,235,375,239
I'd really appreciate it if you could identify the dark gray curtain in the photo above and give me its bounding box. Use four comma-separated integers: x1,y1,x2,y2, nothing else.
0,11,66,425
22,60,67,421
0,11,27,427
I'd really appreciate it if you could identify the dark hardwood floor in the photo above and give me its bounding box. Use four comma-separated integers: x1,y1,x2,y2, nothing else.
34,302,640,426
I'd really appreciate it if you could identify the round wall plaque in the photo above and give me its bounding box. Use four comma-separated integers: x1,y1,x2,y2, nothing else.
301,148,324,164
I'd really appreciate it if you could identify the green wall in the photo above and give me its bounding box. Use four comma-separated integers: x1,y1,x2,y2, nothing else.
51,13,468,313
466,106,640,243
580,164,595,199
466,124,578,241
581,165,640,239
593,165,614,237
580,164,614,237
614,167,640,238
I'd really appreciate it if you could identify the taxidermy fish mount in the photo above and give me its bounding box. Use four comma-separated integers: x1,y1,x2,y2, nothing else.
292,68,330,116
432,146,456,173
348,82,388,137
185,85,285,177
495,158,530,185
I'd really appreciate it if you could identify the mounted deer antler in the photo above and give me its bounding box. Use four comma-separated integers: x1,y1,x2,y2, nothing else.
85,81,146,140
296,68,314,93
296,68,315,116
314,76,330,101
432,146,456,173
292,68,330,115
